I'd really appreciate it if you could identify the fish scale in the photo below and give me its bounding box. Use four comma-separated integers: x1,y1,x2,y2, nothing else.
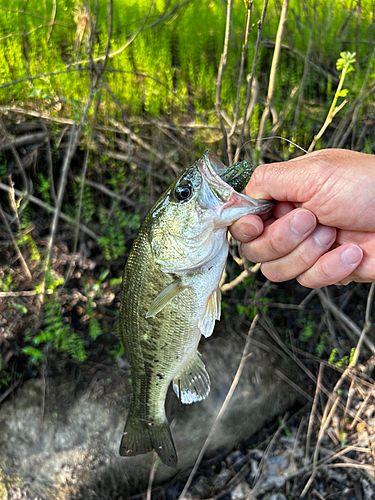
118,152,273,466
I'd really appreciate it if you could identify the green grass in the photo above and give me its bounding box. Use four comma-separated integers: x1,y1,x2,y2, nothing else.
0,0,374,150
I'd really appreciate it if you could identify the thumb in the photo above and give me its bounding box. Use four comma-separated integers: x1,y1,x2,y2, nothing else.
246,155,323,203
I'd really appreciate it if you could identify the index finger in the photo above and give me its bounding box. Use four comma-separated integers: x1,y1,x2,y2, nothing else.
245,151,329,202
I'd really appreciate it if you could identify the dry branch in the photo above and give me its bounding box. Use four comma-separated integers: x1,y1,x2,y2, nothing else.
256,0,289,157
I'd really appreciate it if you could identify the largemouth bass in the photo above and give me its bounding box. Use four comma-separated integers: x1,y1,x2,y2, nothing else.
119,152,272,467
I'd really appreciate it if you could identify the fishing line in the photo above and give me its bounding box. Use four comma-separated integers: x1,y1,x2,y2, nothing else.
239,136,308,155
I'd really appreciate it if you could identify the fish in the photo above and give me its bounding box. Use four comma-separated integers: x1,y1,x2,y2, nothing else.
118,152,272,467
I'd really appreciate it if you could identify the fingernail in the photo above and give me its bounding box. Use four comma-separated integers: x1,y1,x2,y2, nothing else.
341,245,363,266
290,210,316,236
313,226,336,246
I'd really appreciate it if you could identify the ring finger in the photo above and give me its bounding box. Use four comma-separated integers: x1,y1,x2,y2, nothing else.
260,225,337,282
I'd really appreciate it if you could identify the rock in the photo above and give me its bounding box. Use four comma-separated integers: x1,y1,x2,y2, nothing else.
0,325,302,498
255,451,297,496
231,481,252,499
263,494,287,500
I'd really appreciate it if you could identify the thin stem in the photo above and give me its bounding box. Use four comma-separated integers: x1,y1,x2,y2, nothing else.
256,0,289,158
215,0,233,164
235,0,268,162
46,0,57,43
229,1,253,139
0,205,32,281
178,314,259,499
0,181,98,240
308,55,354,152
293,28,313,132
305,363,324,463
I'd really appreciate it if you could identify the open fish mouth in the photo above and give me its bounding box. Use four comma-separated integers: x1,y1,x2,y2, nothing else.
198,151,274,213
197,151,232,202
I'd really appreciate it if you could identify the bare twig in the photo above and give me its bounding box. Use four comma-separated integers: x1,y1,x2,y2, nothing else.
0,23,60,43
41,122,57,203
275,368,313,401
302,283,375,495
229,1,253,140
344,283,375,417
215,0,233,164
0,105,75,123
0,205,32,281
46,0,57,43
349,390,373,431
351,283,375,366
78,176,135,206
293,27,313,132
235,0,269,162
256,0,289,157
221,269,249,293
0,379,21,404
0,131,47,150
146,456,159,500
317,289,375,353
178,314,259,499
301,393,341,496
0,118,29,195
305,363,324,462
251,421,286,494
0,290,41,297
110,119,180,174
0,181,98,240
43,1,110,277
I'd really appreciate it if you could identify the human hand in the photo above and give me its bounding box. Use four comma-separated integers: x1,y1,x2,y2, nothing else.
230,149,375,288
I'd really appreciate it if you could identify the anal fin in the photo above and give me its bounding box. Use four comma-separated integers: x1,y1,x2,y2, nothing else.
173,353,210,404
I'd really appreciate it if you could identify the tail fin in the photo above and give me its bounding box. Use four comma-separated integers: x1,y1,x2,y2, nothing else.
119,414,177,467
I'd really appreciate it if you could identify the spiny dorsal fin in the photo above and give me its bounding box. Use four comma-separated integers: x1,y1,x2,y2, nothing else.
146,281,186,318
198,288,221,338
172,352,210,404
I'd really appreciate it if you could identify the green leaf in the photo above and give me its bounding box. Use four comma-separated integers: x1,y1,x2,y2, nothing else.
12,303,28,315
336,51,356,71
22,346,44,362
337,88,349,98
328,348,338,365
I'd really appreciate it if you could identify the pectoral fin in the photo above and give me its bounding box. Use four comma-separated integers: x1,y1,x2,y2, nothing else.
173,353,210,404
146,281,186,318
198,288,221,338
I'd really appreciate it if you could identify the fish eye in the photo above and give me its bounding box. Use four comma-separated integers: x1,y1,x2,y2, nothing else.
174,182,193,202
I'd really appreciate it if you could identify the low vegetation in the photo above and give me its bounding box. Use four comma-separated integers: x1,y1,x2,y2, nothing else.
0,0,374,497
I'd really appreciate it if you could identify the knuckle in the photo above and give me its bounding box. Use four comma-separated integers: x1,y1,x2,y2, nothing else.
240,243,260,263
295,246,315,269
250,164,268,189
261,263,285,282
316,258,335,282
267,230,285,256
297,258,334,288
296,274,319,289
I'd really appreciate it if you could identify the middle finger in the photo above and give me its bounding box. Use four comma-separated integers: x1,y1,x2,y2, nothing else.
241,208,317,263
